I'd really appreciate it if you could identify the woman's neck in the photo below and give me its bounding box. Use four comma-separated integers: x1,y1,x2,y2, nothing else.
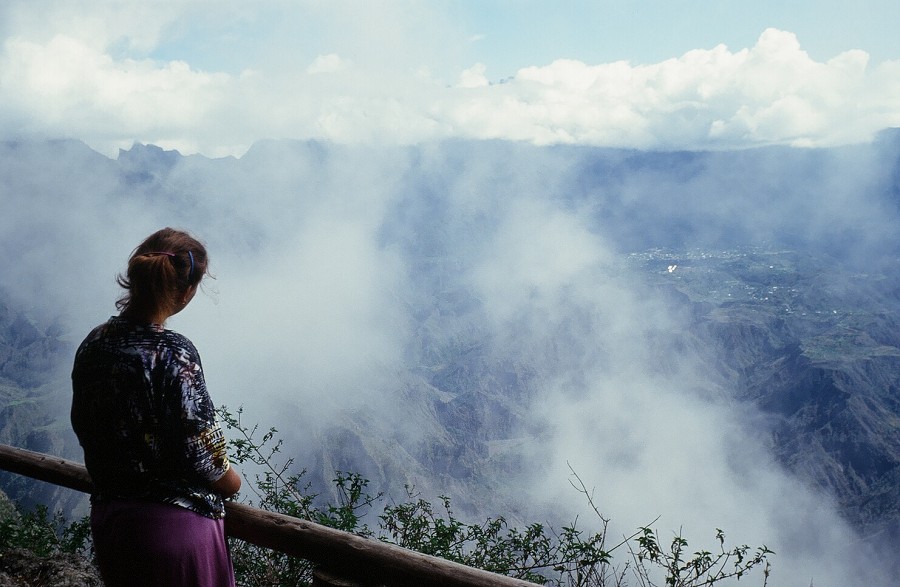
120,308,169,326
120,286,194,325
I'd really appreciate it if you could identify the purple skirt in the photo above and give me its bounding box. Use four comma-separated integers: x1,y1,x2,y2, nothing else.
91,500,236,587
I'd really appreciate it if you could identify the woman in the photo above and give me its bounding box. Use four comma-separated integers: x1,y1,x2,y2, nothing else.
71,227,241,586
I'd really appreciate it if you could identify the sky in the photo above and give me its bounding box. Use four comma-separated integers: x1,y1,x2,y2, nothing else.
1,0,899,157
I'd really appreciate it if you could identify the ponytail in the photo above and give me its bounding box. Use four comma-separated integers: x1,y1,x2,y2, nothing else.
116,228,208,317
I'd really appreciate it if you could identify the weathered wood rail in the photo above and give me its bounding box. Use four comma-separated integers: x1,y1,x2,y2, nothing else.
0,443,538,587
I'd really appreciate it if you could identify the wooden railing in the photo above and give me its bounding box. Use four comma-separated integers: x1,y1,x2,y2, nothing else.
0,443,537,587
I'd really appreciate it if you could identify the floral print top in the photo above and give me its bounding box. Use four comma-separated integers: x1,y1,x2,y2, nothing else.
71,316,230,519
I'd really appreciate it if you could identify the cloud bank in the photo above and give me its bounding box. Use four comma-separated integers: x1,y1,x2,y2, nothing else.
4,136,898,585
0,0,898,156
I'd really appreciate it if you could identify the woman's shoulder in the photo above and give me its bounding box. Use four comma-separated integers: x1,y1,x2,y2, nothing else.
74,317,124,354
159,325,196,348
158,328,202,365
77,317,198,356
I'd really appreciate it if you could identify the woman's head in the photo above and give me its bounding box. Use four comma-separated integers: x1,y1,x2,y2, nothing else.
116,228,209,319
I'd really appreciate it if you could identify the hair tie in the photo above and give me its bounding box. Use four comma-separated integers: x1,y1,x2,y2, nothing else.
188,251,195,281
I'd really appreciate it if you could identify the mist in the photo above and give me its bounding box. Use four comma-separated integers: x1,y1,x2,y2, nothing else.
1,134,899,585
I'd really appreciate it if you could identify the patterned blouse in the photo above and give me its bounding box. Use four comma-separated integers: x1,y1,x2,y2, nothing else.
71,316,231,519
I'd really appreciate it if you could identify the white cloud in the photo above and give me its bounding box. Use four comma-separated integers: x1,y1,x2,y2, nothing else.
0,0,185,52
451,167,894,585
306,53,350,75
457,62,488,88
0,34,230,144
0,3,897,157
445,29,890,149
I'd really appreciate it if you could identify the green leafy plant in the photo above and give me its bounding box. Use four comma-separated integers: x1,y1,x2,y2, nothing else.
219,406,380,585
219,405,774,587
0,504,91,557
631,526,772,587
0,409,773,586
0,502,100,586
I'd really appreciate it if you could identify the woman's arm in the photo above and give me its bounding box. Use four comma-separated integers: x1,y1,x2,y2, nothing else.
168,337,241,499
210,465,241,498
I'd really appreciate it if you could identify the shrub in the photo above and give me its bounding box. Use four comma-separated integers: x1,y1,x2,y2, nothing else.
0,504,91,557
0,502,99,587
220,406,773,586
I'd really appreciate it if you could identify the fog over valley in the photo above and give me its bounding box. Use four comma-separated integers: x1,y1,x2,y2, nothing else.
2,133,900,586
